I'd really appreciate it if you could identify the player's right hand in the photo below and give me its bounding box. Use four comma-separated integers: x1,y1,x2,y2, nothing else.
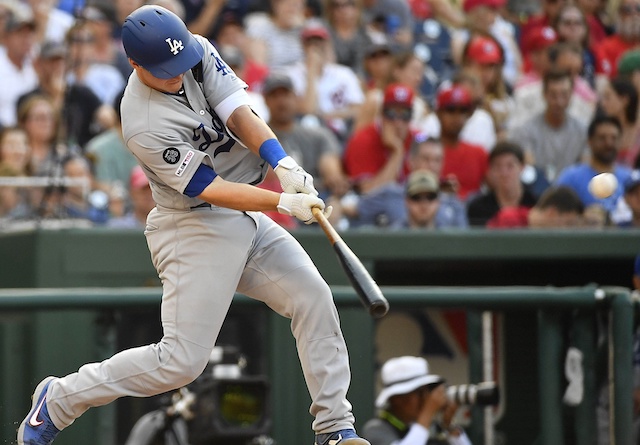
274,156,319,196
277,193,332,224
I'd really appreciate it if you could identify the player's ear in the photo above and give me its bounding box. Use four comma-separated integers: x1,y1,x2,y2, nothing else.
129,58,140,70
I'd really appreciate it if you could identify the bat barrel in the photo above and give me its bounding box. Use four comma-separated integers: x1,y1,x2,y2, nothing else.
313,208,390,319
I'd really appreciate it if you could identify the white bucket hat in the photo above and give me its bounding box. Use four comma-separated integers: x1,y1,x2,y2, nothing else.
375,356,445,408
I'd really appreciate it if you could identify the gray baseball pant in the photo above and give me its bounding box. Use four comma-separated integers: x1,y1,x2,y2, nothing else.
45,206,355,434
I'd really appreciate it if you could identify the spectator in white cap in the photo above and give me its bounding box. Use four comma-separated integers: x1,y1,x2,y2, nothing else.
362,356,472,445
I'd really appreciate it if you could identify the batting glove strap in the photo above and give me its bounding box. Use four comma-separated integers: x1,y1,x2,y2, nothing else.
274,156,319,196
277,193,331,224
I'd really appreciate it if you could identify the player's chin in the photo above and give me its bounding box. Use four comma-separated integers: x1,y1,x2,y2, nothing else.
163,77,184,93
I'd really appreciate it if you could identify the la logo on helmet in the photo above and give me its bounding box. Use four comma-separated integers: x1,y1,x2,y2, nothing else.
166,38,184,56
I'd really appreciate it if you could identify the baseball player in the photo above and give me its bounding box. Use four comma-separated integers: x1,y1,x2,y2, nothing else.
17,6,369,445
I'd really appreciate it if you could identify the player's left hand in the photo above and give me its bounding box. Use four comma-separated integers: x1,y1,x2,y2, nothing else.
274,156,319,196
277,193,332,224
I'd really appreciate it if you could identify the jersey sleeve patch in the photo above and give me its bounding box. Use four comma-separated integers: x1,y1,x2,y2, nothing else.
163,148,181,164
175,150,195,176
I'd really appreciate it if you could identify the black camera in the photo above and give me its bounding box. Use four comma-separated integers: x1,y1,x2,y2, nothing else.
187,347,271,444
446,382,500,406
188,375,271,444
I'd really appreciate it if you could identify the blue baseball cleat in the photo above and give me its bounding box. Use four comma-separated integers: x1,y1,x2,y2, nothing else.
315,429,371,445
17,377,61,445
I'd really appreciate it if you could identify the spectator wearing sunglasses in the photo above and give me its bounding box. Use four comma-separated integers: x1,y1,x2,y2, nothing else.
344,83,415,193
402,170,441,229
407,135,468,228
343,83,417,227
398,169,468,229
435,84,488,200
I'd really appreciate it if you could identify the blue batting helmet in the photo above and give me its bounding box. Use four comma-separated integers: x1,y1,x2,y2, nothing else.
122,5,204,79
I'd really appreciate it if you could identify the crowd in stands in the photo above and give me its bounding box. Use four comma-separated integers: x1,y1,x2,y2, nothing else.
1,0,640,231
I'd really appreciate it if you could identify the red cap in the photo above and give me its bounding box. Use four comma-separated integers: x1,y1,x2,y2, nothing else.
436,85,474,109
463,0,505,13
301,22,330,40
522,26,557,53
383,83,414,109
130,165,149,189
465,36,502,64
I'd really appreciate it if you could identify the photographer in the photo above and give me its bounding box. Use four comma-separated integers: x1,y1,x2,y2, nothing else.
363,356,472,445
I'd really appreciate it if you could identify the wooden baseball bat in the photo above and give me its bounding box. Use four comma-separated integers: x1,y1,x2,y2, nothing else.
312,207,389,318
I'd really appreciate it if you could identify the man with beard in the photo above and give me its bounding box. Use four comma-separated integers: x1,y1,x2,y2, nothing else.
436,84,488,200
555,115,632,216
595,0,640,78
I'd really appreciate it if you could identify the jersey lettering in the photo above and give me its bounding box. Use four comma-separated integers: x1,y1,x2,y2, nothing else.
213,54,230,76
192,123,214,151
166,38,184,55
192,123,236,156
215,138,235,157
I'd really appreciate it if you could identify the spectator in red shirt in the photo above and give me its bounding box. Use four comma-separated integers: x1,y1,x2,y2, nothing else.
595,0,640,78
344,83,415,193
435,84,489,200
343,83,417,226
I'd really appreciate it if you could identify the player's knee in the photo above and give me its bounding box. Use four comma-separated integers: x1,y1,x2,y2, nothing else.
293,279,336,315
157,338,211,386
171,349,210,383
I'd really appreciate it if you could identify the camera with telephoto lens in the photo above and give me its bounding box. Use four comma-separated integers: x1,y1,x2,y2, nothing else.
446,382,499,406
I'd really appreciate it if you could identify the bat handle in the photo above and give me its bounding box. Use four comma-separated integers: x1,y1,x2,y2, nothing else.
312,206,340,245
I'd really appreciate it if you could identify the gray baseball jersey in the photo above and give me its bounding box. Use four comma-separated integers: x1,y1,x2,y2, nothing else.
121,35,268,210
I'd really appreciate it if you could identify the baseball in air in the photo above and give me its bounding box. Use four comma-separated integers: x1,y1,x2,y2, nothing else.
588,173,618,199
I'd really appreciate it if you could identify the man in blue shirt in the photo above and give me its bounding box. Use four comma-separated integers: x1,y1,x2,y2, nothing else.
555,115,632,218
